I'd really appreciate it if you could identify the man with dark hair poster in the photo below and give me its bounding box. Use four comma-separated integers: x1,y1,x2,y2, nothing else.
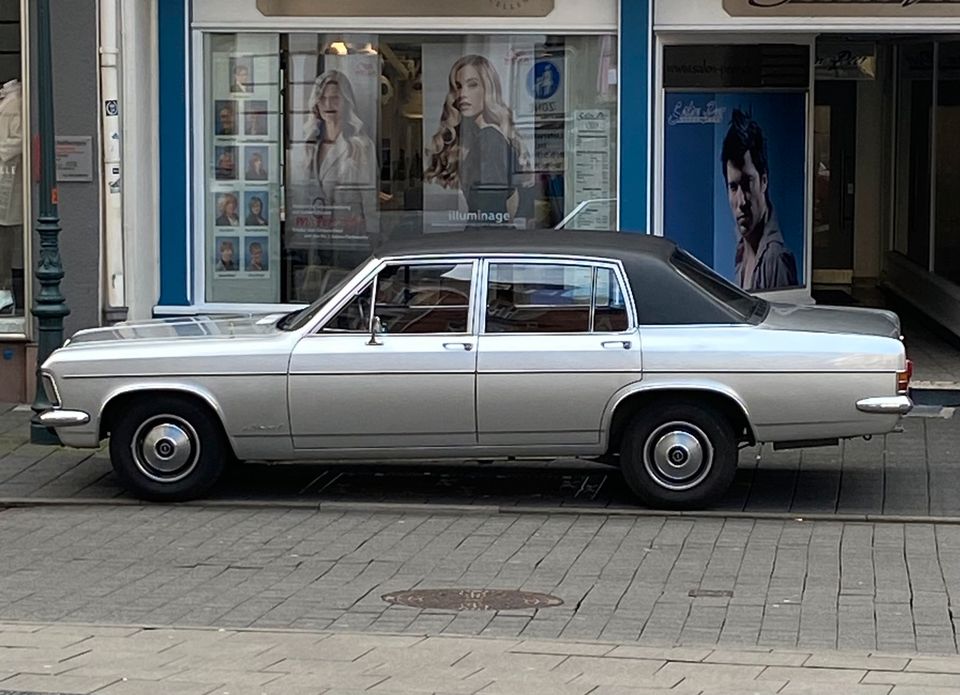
663,92,805,290
721,109,797,291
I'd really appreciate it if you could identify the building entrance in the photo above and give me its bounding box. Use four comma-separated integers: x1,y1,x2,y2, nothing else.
812,79,857,287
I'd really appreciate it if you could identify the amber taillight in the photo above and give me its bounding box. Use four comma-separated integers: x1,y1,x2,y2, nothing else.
897,359,913,395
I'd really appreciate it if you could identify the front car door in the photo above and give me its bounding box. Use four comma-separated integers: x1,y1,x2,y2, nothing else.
288,259,479,452
475,257,641,448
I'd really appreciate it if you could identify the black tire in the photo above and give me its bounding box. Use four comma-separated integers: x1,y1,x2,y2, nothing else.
109,394,228,502
620,400,737,509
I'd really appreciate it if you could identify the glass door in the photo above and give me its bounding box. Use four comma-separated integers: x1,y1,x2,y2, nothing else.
812,80,857,284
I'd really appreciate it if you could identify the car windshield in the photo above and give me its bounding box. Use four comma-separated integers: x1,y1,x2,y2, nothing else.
670,249,767,323
277,268,362,331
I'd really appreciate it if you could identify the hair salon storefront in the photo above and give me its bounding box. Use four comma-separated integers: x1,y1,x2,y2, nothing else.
154,0,650,316
653,0,960,330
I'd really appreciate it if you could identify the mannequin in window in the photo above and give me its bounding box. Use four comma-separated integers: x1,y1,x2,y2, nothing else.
0,79,23,314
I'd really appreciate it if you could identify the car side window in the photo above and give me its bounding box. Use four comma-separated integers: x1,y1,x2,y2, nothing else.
321,282,373,333
593,268,629,332
373,263,473,334
486,263,592,333
485,263,629,334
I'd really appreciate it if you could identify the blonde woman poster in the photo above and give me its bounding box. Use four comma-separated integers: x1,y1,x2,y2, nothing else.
423,42,536,232
285,45,380,255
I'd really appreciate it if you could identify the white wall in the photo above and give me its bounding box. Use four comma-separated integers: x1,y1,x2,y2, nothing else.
120,0,159,321
192,0,617,32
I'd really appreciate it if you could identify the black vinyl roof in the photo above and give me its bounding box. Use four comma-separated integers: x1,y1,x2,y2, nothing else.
374,229,677,263
373,230,749,325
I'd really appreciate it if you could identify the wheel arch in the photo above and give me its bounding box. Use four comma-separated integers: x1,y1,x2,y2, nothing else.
98,384,230,446
602,382,757,456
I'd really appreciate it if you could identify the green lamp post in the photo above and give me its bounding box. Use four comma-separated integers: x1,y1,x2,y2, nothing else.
29,0,69,445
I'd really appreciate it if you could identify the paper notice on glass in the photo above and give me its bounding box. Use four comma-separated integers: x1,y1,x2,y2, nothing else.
572,109,612,230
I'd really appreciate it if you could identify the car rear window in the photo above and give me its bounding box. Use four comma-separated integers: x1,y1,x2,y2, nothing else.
669,249,767,324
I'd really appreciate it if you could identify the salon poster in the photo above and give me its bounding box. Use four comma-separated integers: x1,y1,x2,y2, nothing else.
571,109,612,230
422,39,536,232
286,40,380,252
205,33,281,303
663,91,806,292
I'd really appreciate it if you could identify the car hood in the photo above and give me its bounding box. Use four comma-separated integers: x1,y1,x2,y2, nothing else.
63,314,288,346
761,302,901,339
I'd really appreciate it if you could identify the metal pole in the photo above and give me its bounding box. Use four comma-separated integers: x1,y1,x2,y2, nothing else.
30,0,69,445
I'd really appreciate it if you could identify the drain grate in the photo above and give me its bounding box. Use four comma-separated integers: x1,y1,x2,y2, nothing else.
382,588,564,610
688,589,734,598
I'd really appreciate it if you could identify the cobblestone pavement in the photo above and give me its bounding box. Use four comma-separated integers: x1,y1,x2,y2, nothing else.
0,505,958,657
3,623,960,695
1,403,958,517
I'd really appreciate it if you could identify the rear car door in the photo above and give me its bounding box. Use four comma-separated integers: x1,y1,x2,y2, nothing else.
475,257,641,447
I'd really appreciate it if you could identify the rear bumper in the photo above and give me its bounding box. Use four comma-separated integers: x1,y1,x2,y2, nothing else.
37,409,91,427
856,396,913,415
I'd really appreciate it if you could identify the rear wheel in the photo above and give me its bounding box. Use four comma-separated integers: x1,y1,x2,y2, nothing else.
109,395,227,502
620,401,737,509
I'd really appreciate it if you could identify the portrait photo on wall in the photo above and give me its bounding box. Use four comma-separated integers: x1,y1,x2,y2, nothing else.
214,99,238,136
244,100,269,136
229,57,254,94
214,145,238,181
244,145,269,181
213,236,240,273
422,40,536,232
286,48,380,249
245,236,270,272
662,91,806,292
214,191,240,227
244,191,269,226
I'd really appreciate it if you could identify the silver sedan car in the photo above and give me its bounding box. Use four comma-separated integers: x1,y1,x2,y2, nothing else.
37,231,913,508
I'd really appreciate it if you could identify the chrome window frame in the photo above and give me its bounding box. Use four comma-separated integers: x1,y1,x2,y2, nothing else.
305,255,481,337
477,255,637,336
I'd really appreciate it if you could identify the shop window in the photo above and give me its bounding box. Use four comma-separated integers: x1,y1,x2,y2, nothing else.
935,42,960,284
0,0,25,333
201,32,618,305
661,44,808,293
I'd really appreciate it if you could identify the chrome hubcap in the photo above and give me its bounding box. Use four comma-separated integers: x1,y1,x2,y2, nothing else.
132,416,200,483
644,421,713,491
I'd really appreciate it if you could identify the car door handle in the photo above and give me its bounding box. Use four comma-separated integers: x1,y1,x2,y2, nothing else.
443,342,474,351
601,340,631,350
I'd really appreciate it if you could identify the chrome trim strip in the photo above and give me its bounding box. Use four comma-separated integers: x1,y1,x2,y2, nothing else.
64,374,282,380
290,370,478,376
642,369,899,375
856,396,913,415
38,409,91,427
41,372,61,407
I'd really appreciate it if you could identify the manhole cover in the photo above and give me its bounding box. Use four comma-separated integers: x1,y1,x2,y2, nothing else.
382,588,564,610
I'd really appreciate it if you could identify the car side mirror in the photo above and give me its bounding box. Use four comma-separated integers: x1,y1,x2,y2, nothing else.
367,316,383,346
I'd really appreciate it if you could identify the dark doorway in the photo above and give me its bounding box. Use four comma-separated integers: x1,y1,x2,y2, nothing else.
812,80,857,283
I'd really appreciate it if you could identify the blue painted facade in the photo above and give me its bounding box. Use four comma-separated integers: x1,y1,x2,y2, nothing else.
155,0,651,309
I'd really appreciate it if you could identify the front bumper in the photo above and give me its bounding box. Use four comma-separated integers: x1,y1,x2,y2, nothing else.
856,395,913,415
37,409,91,427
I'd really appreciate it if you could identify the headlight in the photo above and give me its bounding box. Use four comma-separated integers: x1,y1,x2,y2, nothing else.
41,373,61,407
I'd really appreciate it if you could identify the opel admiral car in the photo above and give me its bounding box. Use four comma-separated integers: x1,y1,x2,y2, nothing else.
36,230,913,508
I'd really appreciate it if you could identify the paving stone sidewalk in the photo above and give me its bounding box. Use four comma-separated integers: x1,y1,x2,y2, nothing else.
1,505,959,656
3,622,960,695
2,402,959,517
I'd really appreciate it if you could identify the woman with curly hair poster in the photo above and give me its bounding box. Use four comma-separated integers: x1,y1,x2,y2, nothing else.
423,43,536,232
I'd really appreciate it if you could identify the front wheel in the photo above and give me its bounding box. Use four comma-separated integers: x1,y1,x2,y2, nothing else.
109,395,228,502
620,401,737,509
